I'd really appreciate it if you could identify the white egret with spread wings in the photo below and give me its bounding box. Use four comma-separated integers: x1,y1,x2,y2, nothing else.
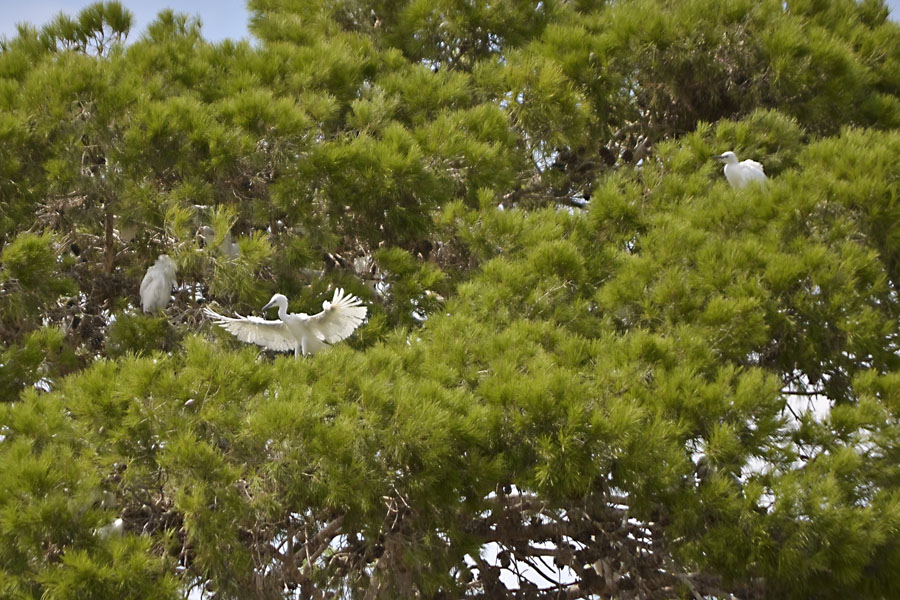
204,288,367,357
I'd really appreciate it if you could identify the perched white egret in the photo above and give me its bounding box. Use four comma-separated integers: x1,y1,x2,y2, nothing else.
204,288,367,357
198,225,240,258
140,254,177,314
95,517,124,538
713,151,767,189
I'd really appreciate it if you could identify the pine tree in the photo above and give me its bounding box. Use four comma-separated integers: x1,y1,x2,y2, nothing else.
2,1,900,598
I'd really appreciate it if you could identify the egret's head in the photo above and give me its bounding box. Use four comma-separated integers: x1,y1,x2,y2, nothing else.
156,254,176,275
713,151,738,164
262,293,288,312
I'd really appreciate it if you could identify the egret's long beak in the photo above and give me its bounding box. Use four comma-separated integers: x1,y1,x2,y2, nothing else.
711,154,726,160
262,299,277,311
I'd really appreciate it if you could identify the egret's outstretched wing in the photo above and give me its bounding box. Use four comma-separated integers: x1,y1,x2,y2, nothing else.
203,307,296,352
307,288,367,343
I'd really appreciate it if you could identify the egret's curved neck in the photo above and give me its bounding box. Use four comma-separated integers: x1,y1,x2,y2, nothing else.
277,298,289,321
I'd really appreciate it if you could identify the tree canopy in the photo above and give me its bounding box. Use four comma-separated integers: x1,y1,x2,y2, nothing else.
3,1,900,598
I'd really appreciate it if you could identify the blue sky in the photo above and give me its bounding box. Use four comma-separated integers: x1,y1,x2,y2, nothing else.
2,0,252,43
2,0,900,44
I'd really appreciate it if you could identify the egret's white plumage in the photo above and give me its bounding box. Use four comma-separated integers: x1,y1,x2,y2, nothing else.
96,518,124,538
198,225,240,258
204,288,367,357
140,254,177,313
713,151,767,189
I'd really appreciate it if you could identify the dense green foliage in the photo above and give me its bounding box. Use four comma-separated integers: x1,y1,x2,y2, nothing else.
3,0,900,598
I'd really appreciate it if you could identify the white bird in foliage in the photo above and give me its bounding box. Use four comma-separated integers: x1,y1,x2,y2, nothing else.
713,151,767,189
198,225,240,258
204,289,367,357
140,254,177,314
95,517,124,538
